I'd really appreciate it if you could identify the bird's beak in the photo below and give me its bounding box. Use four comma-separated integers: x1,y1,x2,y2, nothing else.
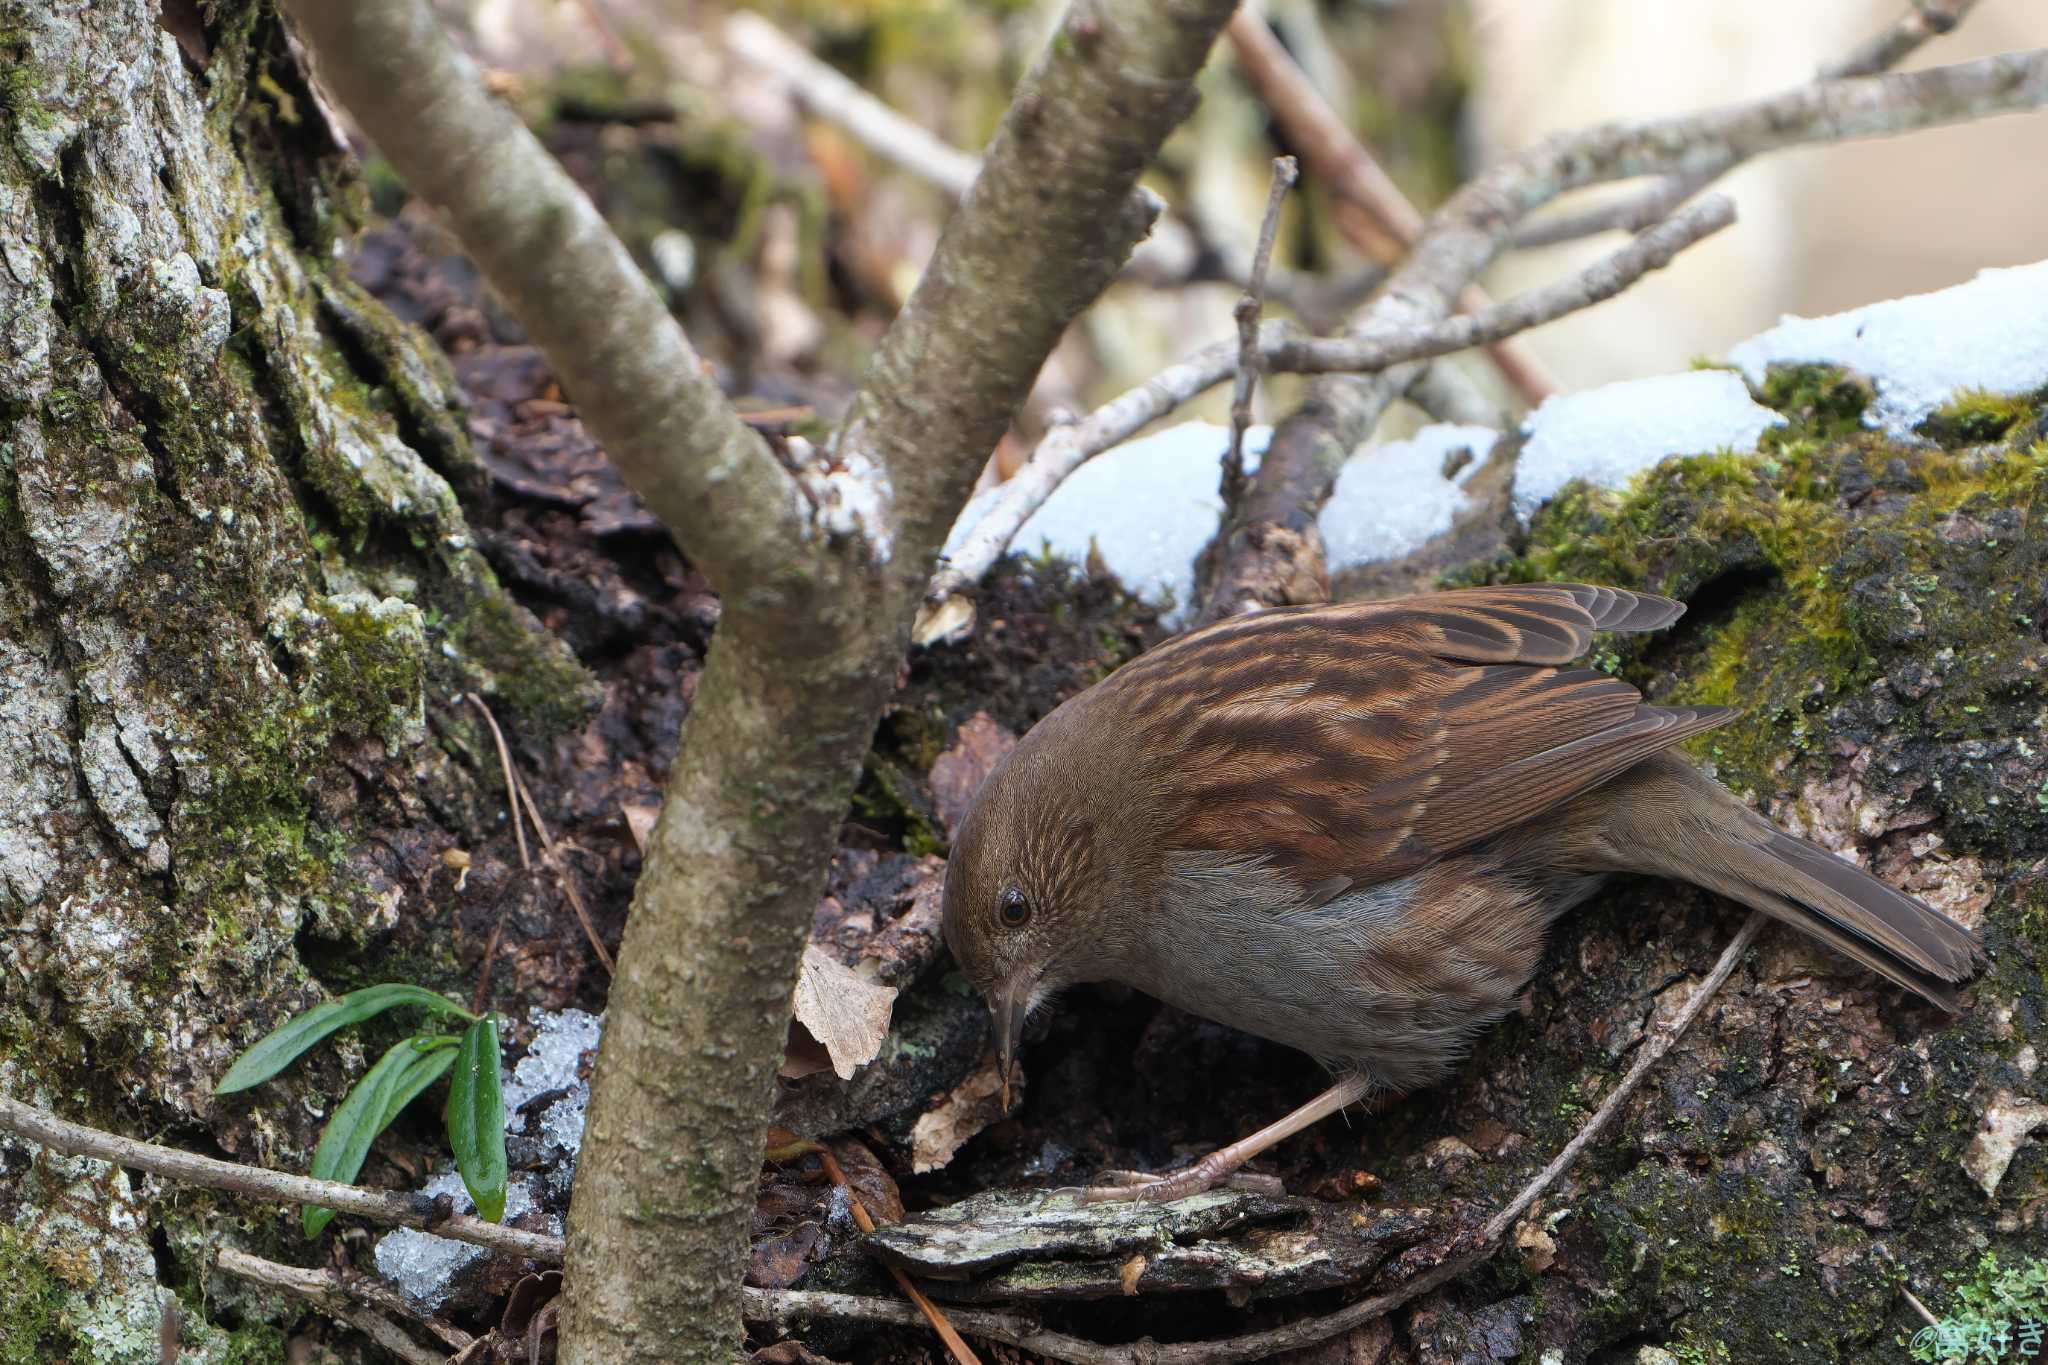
991,978,1032,1114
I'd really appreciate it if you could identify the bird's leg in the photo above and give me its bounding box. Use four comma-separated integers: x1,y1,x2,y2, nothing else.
1067,1074,1375,1204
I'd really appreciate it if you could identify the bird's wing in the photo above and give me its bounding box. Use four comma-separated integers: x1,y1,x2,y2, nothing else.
1110,583,1732,890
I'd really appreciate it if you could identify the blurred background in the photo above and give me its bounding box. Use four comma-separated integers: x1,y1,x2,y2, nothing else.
411,0,2048,434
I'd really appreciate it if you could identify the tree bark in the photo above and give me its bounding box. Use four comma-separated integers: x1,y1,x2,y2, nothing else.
0,3,583,1358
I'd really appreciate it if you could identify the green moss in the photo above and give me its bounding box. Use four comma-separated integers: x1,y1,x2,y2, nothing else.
1755,362,1874,444
0,1227,64,1365
1919,387,2041,447
451,589,600,739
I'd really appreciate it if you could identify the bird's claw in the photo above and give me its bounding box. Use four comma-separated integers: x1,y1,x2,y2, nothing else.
1060,1165,1285,1204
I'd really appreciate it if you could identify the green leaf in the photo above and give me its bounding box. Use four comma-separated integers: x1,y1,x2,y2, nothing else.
447,1014,508,1224
216,984,474,1094
302,1036,458,1238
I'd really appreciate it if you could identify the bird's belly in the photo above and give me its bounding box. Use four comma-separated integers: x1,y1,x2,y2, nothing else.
1127,851,1565,1091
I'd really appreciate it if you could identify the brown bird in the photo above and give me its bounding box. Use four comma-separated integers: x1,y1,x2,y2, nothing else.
941,583,1982,1202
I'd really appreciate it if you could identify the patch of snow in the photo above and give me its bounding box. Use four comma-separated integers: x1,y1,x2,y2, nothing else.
1514,370,1783,516
1729,260,2048,439
1000,421,1266,629
1319,424,1497,572
374,1009,599,1305
373,1171,552,1309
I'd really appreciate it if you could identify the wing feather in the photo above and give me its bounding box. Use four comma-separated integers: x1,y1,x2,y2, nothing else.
1106,584,1722,888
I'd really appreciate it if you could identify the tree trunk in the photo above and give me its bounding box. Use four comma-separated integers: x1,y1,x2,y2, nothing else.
0,3,584,1358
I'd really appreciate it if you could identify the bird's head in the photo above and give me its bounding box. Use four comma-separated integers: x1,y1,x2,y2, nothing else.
941,718,1129,1109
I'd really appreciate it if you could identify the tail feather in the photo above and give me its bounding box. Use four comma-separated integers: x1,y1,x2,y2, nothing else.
1566,754,1984,1010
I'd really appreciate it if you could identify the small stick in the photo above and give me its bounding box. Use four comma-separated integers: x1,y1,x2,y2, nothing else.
464,693,530,1015
746,913,1768,1365
816,1147,981,1365
1225,156,1298,504
217,1247,470,1365
0,1095,564,1263
1224,9,1560,404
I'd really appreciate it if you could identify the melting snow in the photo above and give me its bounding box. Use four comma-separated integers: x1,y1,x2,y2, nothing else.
1513,370,1783,516
1729,260,2048,439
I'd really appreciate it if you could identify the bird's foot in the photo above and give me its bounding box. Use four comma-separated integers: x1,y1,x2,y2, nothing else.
1062,1160,1284,1205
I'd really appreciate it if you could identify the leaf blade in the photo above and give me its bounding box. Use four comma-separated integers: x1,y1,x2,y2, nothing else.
216,984,473,1094
447,1015,508,1224
302,1036,457,1237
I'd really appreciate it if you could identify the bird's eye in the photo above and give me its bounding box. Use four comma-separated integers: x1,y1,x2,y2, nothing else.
997,886,1031,929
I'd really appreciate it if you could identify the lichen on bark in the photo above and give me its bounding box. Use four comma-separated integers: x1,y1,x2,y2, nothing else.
0,2,592,1357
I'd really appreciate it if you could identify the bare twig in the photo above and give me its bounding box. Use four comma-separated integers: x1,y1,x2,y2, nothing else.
746,913,1767,1365
816,1147,980,1365
724,12,979,198
0,1095,564,1263
217,1247,471,1365
1267,196,1736,374
1201,45,2048,623
464,692,530,1014
1404,363,1506,430
1511,0,1982,249
919,195,1733,639
1225,157,1298,503
1224,8,1560,405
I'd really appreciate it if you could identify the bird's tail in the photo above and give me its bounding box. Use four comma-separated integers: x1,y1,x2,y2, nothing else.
1544,753,1984,1009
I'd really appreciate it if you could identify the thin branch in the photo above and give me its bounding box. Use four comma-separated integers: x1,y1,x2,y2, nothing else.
1404,363,1506,431
746,913,1767,1365
0,1095,565,1264
1511,0,1982,249
1267,196,1736,374
724,12,979,198
216,1247,467,1365
277,0,831,634
1201,45,2048,623
918,195,1733,639
1225,157,1298,503
464,692,529,1015
1224,8,1560,405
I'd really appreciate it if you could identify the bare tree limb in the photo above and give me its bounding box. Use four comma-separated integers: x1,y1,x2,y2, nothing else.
1226,157,1298,502
1511,0,1982,249
1200,45,2048,624
1224,8,1561,405
216,1248,471,1365
724,11,980,198
747,915,1765,1364
552,1,1245,1359
919,195,1733,638
0,1095,564,1262
279,0,829,637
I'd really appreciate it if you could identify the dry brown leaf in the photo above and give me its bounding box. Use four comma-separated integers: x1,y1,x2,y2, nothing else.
621,801,660,854
909,1052,1011,1173
789,943,897,1081
927,712,1017,837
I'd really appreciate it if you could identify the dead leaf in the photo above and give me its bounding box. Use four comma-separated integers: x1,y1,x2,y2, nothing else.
909,1052,1012,1173
789,944,897,1081
827,1138,905,1224
928,713,1017,837
622,802,660,855
1513,1219,1557,1274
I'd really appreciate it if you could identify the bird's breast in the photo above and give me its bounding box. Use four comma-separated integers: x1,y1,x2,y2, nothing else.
1118,849,1555,1091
